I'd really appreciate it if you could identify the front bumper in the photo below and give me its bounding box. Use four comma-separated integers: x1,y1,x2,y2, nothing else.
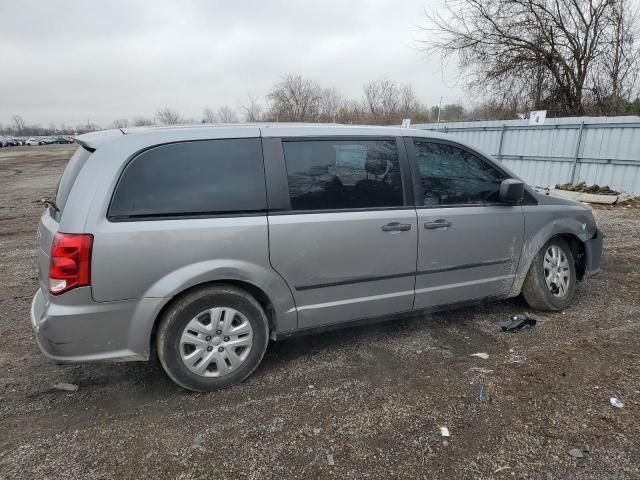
584,229,604,277
30,287,163,363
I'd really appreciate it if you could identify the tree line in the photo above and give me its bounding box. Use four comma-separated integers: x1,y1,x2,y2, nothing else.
129,76,468,127
0,115,101,137
4,72,639,136
0,76,469,134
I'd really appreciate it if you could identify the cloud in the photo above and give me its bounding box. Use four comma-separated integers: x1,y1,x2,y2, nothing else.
0,0,465,126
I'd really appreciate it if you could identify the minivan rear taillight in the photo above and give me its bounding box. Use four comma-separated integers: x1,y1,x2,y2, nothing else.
48,233,93,295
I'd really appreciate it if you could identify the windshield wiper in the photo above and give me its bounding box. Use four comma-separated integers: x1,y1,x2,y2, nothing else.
37,197,60,213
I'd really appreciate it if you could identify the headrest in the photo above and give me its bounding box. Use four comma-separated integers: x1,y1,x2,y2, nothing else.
365,150,388,176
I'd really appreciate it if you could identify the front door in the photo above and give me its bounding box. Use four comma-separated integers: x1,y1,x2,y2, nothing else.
407,139,524,309
267,137,418,329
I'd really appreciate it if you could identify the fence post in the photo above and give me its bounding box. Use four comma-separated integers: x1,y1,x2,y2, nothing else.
569,121,585,184
497,124,507,161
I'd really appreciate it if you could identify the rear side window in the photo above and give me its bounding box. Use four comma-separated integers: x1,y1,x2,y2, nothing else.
282,139,403,211
55,146,92,216
413,140,506,206
109,138,266,219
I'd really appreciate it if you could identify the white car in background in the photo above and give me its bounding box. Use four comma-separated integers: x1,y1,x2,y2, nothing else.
26,138,45,146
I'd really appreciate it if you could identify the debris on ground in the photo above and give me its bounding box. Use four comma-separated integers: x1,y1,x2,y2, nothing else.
609,397,624,409
614,194,640,208
568,448,586,458
440,427,450,437
470,352,489,359
52,382,79,392
617,193,634,203
191,433,205,450
501,314,537,332
478,385,485,401
469,367,493,374
493,466,511,474
326,454,335,466
551,189,619,205
507,354,526,364
549,184,640,207
555,182,620,195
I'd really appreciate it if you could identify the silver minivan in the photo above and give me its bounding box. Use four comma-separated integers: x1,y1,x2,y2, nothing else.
31,124,603,391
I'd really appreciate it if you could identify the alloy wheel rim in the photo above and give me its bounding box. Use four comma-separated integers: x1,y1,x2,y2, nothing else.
543,245,571,298
179,307,253,377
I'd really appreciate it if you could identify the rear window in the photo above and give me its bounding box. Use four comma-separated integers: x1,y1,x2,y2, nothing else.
108,138,266,219
55,146,92,216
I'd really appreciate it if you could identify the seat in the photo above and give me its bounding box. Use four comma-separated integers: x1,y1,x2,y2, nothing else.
354,151,398,208
291,160,344,210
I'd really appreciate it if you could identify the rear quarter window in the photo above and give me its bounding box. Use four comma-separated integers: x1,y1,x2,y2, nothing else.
55,146,93,216
108,138,266,219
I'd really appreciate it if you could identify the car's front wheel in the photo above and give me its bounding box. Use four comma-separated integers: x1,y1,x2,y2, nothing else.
522,237,577,311
157,285,269,392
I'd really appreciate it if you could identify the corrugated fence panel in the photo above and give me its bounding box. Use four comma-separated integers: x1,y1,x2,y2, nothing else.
415,116,640,195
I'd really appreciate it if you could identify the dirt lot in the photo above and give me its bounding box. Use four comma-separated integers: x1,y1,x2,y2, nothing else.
0,145,639,479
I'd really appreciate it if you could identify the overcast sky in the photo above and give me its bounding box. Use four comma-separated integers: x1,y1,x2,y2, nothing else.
1,0,466,127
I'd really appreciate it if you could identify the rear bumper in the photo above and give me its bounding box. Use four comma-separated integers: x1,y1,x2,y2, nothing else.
584,229,604,277
30,287,163,363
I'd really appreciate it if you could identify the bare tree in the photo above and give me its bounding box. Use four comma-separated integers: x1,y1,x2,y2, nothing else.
73,121,98,134
217,105,238,123
399,84,419,115
267,74,322,122
420,0,640,116
202,107,217,123
341,99,366,124
591,0,640,113
12,115,26,135
470,98,522,120
155,108,183,125
111,119,129,129
240,95,263,122
132,117,154,127
441,104,466,122
363,79,402,123
317,88,345,122
363,79,383,119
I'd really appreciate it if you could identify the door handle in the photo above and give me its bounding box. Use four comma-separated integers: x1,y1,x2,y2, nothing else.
382,222,412,232
424,219,452,230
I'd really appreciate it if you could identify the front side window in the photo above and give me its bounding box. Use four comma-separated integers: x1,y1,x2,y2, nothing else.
413,140,505,206
282,139,403,211
109,138,266,218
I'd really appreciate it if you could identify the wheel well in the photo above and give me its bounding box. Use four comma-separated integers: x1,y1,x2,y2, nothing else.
554,233,586,281
149,280,277,357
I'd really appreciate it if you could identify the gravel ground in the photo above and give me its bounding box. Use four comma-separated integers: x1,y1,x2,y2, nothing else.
0,145,639,479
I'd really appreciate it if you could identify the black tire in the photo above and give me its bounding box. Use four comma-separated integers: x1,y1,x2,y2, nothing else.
157,285,269,392
522,237,577,311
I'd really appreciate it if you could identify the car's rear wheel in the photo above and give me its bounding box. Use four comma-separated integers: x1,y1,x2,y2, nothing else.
522,237,577,311
157,285,269,392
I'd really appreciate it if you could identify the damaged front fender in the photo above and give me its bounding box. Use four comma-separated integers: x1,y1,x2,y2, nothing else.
510,202,599,297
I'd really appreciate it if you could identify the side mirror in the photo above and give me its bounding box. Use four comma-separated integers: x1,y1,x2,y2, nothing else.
499,179,525,204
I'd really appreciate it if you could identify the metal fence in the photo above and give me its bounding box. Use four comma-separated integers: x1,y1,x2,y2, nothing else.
414,116,640,195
